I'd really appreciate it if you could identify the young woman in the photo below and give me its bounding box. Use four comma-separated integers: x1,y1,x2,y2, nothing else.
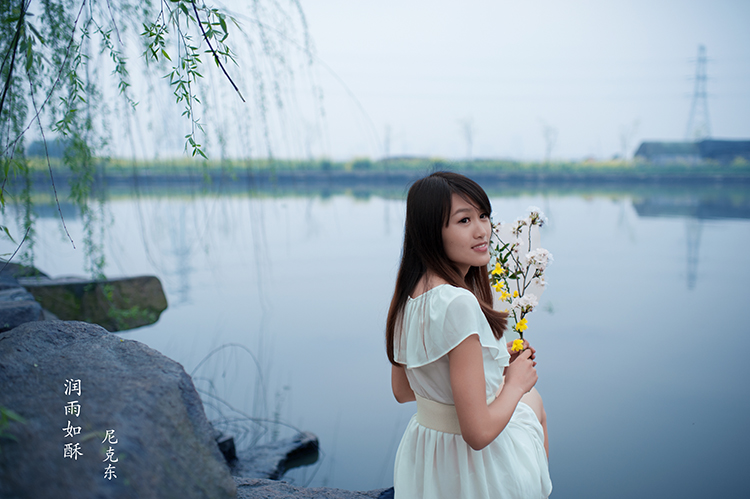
387,171,552,498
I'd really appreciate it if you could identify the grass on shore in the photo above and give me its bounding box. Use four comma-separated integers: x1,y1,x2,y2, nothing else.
24,155,750,178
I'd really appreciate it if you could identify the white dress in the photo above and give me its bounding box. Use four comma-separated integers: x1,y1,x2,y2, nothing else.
393,284,552,498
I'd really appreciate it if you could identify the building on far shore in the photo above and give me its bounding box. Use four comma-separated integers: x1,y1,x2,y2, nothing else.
634,139,750,165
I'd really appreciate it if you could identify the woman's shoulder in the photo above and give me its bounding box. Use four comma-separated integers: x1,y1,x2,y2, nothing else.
409,283,475,302
431,284,480,307
408,284,482,318
399,282,504,365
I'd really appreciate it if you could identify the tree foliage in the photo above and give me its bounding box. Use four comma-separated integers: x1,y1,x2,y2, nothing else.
0,0,316,274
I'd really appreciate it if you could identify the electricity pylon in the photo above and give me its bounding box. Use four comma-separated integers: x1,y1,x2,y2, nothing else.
685,45,711,141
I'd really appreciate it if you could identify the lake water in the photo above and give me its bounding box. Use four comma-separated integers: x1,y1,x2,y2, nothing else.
5,176,749,497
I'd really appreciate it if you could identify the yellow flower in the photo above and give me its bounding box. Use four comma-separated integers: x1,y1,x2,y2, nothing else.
500,290,511,301
514,318,528,333
511,339,524,352
493,281,504,292
513,290,519,298
491,263,506,275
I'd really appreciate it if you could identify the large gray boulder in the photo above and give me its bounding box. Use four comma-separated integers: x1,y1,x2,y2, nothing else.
0,321,236,499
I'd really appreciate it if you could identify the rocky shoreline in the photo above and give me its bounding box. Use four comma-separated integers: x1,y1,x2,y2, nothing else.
0,262,394,498
234,478,393,499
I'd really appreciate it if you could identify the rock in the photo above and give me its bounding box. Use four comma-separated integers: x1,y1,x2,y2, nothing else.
234,478,394,499
0,271,44,332
19,275,168,331
0,258,166,332
215,431,238,463
0,259,49,279
0,287,38,302
231,431,320,480
0,321,236,499
0,273,24,290
0,288,43,332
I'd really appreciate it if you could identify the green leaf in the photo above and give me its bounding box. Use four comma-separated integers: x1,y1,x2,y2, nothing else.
25,43,33,71
1,226,16,243
28,23,44,44
0,408,25,424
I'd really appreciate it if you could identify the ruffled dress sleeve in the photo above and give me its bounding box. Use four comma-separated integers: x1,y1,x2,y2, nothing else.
394,285,509,369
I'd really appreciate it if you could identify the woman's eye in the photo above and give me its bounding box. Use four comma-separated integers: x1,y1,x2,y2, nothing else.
459,217,469,224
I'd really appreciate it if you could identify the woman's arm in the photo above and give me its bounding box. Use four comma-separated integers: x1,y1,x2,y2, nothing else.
449,334,537,450
391,364,416,403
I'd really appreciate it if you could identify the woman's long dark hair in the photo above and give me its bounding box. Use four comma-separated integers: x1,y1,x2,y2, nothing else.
386,171,508,366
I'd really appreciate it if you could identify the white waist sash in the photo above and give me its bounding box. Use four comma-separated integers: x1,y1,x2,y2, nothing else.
415,392,496,435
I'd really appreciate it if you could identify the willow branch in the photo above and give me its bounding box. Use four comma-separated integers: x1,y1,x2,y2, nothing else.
190,0,245,102
27,74,75,248
1,0,88,158
0,0,27,122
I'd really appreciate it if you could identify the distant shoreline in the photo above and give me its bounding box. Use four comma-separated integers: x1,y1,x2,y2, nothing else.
27,161,750,189
16,163,750,222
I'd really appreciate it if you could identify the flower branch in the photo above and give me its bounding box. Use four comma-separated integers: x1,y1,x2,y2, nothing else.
489,207,552,343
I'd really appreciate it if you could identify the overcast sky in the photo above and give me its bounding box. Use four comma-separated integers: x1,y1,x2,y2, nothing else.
283,0,749,161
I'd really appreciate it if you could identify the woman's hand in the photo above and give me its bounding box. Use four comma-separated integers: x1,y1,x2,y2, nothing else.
503,348,538,396
507,339,535,363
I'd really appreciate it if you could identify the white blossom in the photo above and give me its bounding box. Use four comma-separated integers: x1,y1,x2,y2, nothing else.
511,240,523,256
526,206,548,226
526,248,553,271
511,217,527,237
511,293,538,313
520,293,538,309
532,277,547,289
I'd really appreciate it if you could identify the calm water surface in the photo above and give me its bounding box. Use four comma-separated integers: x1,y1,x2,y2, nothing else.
6,179,750,497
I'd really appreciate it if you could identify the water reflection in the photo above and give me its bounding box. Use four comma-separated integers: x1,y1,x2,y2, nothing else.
168,204,193,306
629,192,750,288
632,194,750,220
4,179,749,497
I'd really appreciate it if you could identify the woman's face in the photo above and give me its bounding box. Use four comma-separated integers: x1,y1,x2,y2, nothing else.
442,193,491,276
